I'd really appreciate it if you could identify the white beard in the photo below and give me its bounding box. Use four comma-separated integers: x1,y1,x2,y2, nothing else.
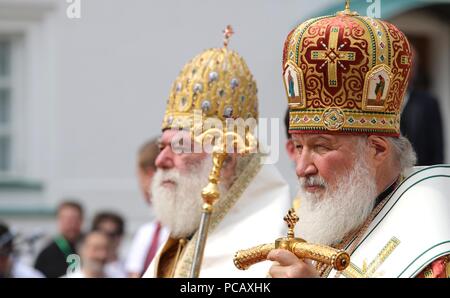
295,150,377,246
151,156,214,238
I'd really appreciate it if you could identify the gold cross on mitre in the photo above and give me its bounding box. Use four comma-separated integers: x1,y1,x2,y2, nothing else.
345,0,351,13
223,25,234,48
338,0,358,16
310,26,356,87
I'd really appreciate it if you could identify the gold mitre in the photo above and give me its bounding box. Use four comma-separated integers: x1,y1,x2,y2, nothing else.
283,0,412,136
162,25,258,132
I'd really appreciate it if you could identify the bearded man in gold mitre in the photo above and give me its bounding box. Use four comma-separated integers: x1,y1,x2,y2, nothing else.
267,2,450,278
143,27,291,278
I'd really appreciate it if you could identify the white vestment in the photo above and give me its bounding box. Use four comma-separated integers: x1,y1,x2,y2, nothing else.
328,165,450,278
125,221,169,275
143,160,291,278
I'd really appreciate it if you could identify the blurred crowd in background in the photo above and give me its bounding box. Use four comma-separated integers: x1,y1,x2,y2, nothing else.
1,138,168,278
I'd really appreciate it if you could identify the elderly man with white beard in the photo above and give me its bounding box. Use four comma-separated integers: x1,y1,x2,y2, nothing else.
142,27,291,278
268,134,414,277
267,2,450,278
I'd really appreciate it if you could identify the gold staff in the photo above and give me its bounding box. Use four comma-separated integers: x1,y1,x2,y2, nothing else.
233,208,351,272
188,26,236,278
189,126,257,278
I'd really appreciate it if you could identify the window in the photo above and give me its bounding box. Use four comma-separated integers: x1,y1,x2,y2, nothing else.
0,40,12,174
0,4,54,197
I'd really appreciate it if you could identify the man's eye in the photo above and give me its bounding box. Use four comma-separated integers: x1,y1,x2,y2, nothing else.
315,145,330,152
172,144,183,152
172,143,191,154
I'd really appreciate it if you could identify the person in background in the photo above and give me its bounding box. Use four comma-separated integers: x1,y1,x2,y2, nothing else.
34,200,84,277
400,45,445,165
125,138,169,277
0,221,44,278
64,231,109,278
91,212,126,278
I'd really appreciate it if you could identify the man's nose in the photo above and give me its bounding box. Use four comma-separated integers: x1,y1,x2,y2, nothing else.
155,146,174,169
295,150,317,178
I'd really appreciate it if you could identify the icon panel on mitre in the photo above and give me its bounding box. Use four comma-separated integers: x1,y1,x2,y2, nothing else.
283,61,306,109
362,64,392,112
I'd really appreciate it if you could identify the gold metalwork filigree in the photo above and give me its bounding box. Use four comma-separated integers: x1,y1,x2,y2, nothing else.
233,208,351,272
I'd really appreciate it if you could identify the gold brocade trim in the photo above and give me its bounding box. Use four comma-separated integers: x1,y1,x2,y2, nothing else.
447,258,450,278
289,109,399,135
422,268,434,278
340,237,400,278
152,237,188,278
172,153,264,277
363,237,399,277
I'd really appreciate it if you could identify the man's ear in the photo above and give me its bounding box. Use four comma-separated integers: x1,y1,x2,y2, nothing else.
145,167,155,178
367,135,390,166
285,139,297,161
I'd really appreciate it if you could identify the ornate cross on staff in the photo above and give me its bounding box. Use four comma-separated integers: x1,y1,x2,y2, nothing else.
284,208,299,239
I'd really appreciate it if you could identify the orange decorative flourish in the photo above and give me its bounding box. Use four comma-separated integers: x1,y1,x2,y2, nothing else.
223,25,234,48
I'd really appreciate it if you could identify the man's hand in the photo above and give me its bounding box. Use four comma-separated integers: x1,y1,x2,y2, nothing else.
267,249,320,278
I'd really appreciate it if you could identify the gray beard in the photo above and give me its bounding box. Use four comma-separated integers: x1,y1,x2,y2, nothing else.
151,156,214,239
295,154,377,246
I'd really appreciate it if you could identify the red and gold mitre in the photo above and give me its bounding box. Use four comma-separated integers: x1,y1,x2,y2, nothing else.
162,26,258,131
283,1,412,136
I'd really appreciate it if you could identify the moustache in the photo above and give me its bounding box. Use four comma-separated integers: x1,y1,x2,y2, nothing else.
299,175,327,189
156,169,181,186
